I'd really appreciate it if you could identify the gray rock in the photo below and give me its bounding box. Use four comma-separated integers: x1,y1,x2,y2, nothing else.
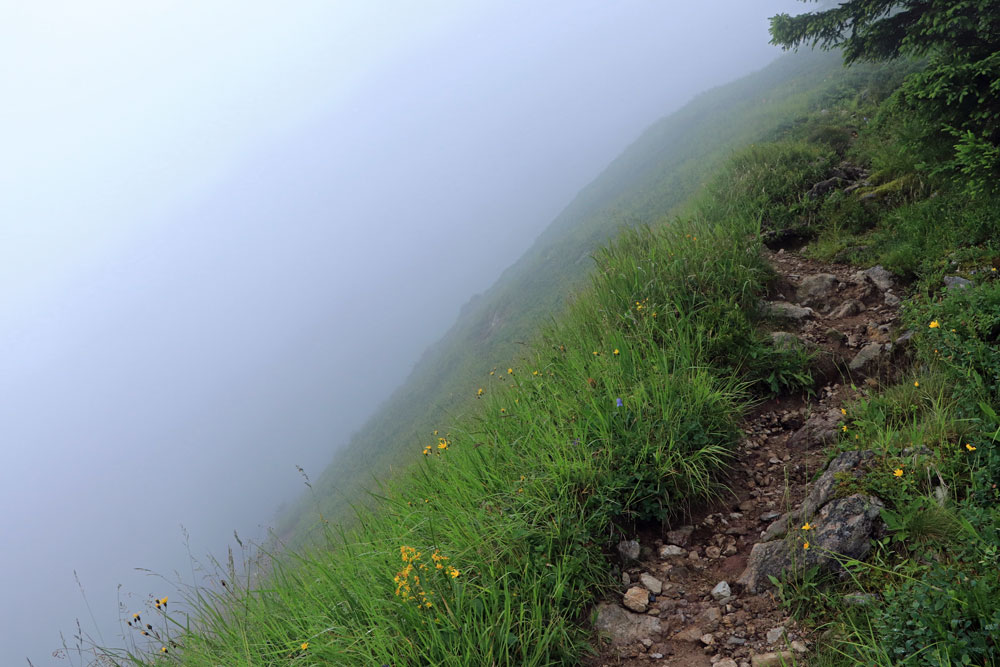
829,299,863,318
594,603,662,645
764,301,815,321
623,586,650,613
944,275,973,290
700,633,715,646
618,539,641,563
659,544,686,558
737,493,884,593
808,177,844,200
884,292,901,307
640,573,663,595
791,640,808,654
711,581,731,601
666,525,694,546
765,626,785,644
849,341,891,377
760,511,782,522
650,653,664,660
751,651,796,667
705,546,722,559
717,659,738,667
673,607,722,641
763,450,876,541
862,265,895,291
797,273,839,307
787,406,843,449
727,637,746,646
621,571,631,587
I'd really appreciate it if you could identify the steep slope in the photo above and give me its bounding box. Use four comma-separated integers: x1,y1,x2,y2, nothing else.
278,49,871,541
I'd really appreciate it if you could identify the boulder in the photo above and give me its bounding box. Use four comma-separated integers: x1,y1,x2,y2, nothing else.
618,539,640,563
594,603,662,645
944,275,973,290
849,342,891,378
764,301,815,321
861,265,894,292
797,273,839,308
737,493,884,593
763,450,875,540
787,406,843,449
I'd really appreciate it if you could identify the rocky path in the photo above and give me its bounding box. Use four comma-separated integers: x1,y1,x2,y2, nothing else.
589,249,911,667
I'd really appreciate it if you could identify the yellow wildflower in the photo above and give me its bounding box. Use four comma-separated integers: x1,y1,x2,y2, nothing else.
508,368,513,374
842,425,848,432
613,349,620,355
914,381,919,387
966,443,977,451
448,567,461,578
801,522,812,531
477,388,484,396
803,542,810,550
841,408,846,416
894,468,904,477
929,320,940,328
301,642,309,650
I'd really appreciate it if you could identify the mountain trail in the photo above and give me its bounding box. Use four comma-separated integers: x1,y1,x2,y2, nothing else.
588,248,908,666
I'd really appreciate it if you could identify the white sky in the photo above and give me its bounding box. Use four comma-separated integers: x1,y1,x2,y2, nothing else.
0,1,801,663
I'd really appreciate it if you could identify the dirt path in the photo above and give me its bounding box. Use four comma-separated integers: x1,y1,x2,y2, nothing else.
588,249,905,667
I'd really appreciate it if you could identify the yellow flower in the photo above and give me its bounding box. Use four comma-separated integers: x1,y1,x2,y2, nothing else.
507,368,513,374
592,350,599,356
448,567,461,578
842,425,848,432
914,381,919,387
929,320,940,328
422,446,432,456
477,388,484,396
966,443,977,451
437,441,448,450
161,647,168,654
841,408,846,416
532,370,539,376
801,522,812,531
613,349,620,355
803,542,810,550
489,370,495,376
894,468,904,477
301,642,309,650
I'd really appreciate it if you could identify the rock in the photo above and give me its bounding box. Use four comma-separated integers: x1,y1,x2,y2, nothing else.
763,450,876,541
641,638,653,648
717,659,738,667
621,572,631,587
849,341,891,377
594,603,662,645
787,406,843,449
944,275,973,290
751,651,796,667
727,637,746,646
797,273,839,307
791,640,808,653
760,511,782,522
764,301,815,321
700,633,715,646
666,525,694,546
640,573,663,595
884,292,901,307
842,592,878,607
623,586,650,613
674,606,722,641
650,653,664,660
769,331,805,351
862,265,895,291
711,581,731,601
765,626,785,644
659,544,686,558
807,177,844,200
705,546,722,559
829,299,863,318
737,494,884,593
618,539,641,563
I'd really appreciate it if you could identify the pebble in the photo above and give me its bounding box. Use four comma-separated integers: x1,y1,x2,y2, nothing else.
659,544,686,557
765,626,785,644
711,581,731,601
640,573,663,594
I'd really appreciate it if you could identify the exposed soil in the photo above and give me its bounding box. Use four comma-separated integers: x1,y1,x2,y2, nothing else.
587,249,907,666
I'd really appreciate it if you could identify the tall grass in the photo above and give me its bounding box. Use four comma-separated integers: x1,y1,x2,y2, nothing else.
97,205,783,665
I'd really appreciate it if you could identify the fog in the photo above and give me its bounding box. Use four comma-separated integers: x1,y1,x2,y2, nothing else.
1,1,800,663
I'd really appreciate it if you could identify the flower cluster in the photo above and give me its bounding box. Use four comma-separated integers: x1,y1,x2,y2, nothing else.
394,546,460,610
423,436,451,456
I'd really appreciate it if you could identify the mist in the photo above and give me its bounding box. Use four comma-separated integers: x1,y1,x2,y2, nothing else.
1,1,801,663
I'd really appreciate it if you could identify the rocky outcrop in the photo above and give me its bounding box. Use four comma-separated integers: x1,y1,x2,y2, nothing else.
737,493,884,593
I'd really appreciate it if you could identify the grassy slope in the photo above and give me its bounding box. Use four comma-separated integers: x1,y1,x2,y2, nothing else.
280,49,859,541
100,43,1000,665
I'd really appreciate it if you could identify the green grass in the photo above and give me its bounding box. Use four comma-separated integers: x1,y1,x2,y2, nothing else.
91,41,1000,667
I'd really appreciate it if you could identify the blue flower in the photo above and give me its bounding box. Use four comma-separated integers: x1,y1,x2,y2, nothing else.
615,398,623,408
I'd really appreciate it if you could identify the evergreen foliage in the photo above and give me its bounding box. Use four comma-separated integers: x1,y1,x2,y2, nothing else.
770,0,1000,192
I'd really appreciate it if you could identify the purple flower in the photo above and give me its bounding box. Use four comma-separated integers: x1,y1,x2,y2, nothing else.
616,398,623,408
